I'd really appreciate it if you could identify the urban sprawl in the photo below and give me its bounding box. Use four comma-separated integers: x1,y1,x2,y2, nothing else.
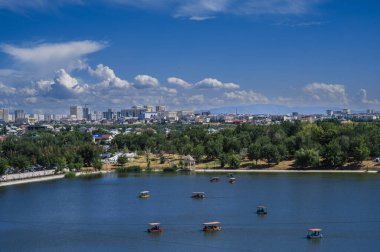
0,106,379,129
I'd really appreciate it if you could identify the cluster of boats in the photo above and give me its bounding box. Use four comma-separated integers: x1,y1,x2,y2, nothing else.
139,176,323,239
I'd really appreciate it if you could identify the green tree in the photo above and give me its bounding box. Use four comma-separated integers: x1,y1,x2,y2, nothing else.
248,143,260,165
117,156,128,166
352,137,370,164
261,144,280,165
0,157,8,175
322,140,345,167
192,144,204,163
10,155,30,172
228,154,241,169
219,153,228,168
295,148,320,168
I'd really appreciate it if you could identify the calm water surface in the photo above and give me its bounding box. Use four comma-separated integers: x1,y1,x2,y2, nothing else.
1,173,380,252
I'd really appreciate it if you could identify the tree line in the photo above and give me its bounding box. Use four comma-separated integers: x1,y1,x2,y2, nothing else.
111,120,379,169
0,130,102,175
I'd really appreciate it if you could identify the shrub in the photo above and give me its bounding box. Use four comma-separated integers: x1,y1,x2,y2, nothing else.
64,172,76,179
163,166,177,173
127,166,142,172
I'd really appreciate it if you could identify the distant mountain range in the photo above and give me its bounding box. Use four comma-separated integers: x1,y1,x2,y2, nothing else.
200,104,345,115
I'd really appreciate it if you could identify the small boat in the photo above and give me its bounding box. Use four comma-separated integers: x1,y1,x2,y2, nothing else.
203,221,222,232
229,177,236,184
147,223,163,233
191,192,206,199
256,205,268,215
210,177,220,182
139,191,150,198
307,228,323,239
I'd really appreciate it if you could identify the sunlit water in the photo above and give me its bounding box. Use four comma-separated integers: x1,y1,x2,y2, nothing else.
1,173,380,252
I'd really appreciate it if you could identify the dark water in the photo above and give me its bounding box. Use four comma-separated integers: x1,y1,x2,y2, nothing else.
1,173,380,252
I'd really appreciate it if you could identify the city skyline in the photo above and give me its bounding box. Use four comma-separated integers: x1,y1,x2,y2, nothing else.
1,0,380,114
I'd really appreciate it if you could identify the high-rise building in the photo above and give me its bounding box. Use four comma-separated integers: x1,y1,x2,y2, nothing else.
0,108,9,122
70,106,83,120
15,109,26,124
156,105,166,112
144,105,154,112
83,106,90,120
15,110,25,120
103,109,116,120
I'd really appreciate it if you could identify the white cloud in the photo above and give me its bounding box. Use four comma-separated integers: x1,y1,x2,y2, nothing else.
0,82,17,95
160,87,178,96
359,88,380,105
224,90,268,104
174,0,230,19
303,82,348,106
167,77,192,88
134,74,160,89
195,78,239,89
114,0,321,20
188,15,215,21
1,41,105,65
89,64,131,88
0,1,321,20
0,0,83,11
188,94,205,104
43,69,87,99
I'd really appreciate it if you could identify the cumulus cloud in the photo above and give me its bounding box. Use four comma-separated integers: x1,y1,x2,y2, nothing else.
167,77,192,88
1,41,105,65
224,90,268,104
89,64,131,88
45,69,87,99
195,78,239,89
303,82,348,106
134,74,160,89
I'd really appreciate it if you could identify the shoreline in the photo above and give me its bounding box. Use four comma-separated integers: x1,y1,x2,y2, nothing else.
0,174,65,187
1,169,377,188
194,169,379,174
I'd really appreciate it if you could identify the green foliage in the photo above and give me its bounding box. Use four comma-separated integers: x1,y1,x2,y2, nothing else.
64,172,76,179
192,144,204,163
163,166,177,172
117,156,128,166
248,143,260,165
77,173,102,179
228,154,241,169
322,140,345,167
127,166,142,172
295,148,320,168
261,144,281,164
352,137,370,164
159,155,165,164
0,157,8,175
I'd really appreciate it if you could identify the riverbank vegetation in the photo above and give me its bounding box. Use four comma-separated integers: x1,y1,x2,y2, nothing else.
0,131,102,175
2,120,380,175
111,120,380,170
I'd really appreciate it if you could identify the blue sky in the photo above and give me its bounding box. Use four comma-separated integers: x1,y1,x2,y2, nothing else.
0,0,380,114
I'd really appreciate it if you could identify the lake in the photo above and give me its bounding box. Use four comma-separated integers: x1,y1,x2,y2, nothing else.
1,173,380,252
